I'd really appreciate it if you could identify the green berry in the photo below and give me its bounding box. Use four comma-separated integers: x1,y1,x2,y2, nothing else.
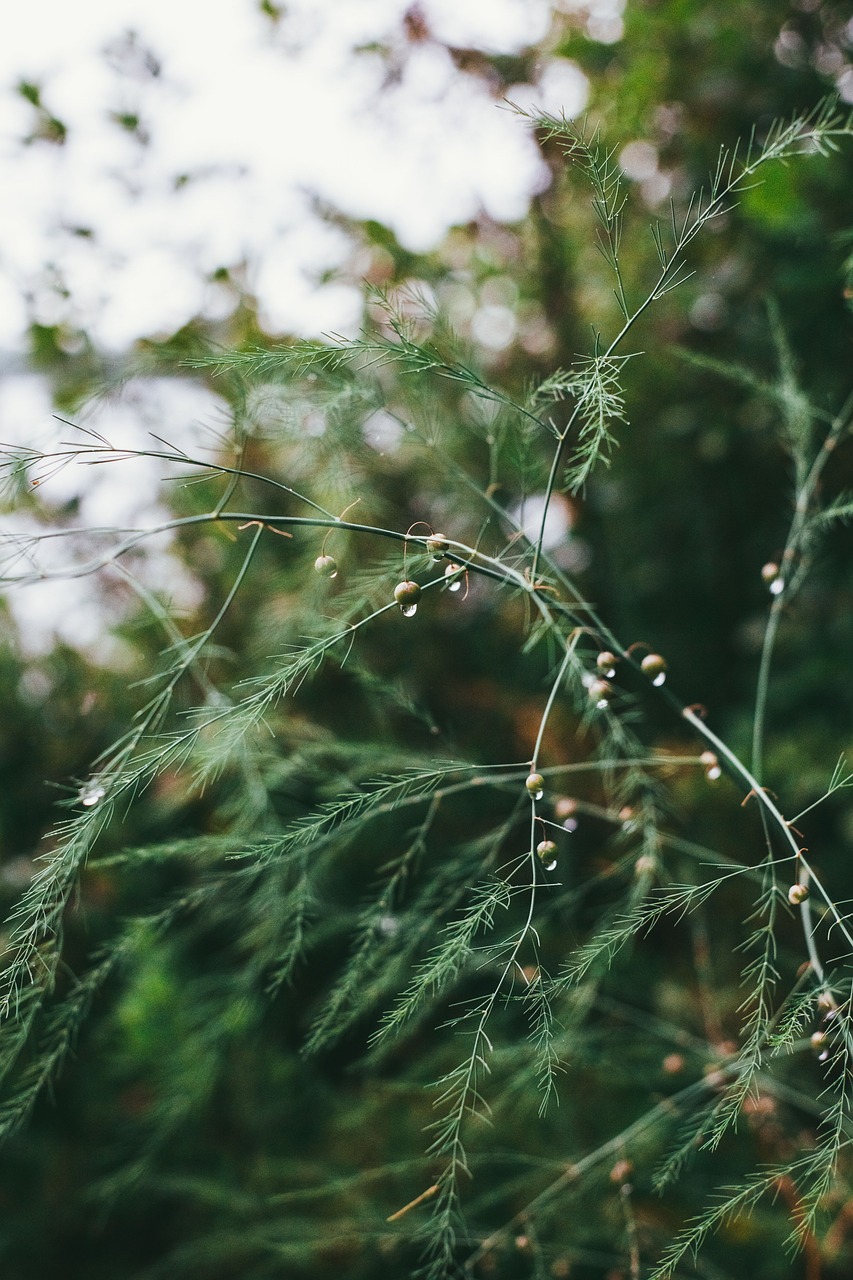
588,679,614,705
525,772,545,799
426,535,449,559
314,554,338,578
640,653,667,679
393,580,422,606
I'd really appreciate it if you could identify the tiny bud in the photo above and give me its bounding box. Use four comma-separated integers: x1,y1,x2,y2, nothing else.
761,562,780,585
609,1159,633,1184
596,650,618,676
662,1053,684,1075
640,653,667,685
394,580,422,616
536,839,558,870
314,554,338,578
444,563,464,591
788,883,809,905
817,990,837,1013
525,772,545,799
588,678,614,707
426,534,449,559
702,749,722,781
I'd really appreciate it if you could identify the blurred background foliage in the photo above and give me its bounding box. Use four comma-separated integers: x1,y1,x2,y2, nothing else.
2,2,853,1278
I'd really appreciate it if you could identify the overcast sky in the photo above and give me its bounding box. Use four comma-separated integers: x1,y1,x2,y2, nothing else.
0,1,606,652
0,0,608,353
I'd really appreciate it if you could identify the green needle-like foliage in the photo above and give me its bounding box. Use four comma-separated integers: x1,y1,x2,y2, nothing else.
2,95,853,1280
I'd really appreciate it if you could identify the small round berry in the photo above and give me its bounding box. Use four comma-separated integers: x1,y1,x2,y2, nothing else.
314,554,338,578
640,653,667,681
525,772,545,799
700,750,722,781
536,839,558,871
761,562,780,585
596,650,618,676
788,882,809,905
394,580,422,616
588,678,614,706
444,563,464,591
394,580,422,606
426,535,449,559
609,1159,633,1185
810,1030,827,1053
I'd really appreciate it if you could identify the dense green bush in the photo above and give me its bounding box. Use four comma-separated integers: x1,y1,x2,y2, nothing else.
4,8,853,1278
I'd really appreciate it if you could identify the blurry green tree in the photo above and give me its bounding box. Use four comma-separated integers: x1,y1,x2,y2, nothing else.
3,5,853,1280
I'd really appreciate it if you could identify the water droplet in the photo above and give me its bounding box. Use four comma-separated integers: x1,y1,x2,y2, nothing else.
401,603,418,617
602,666,616,678
531,787,543,800
329,569,338,579
819,1050,830,1062
706,765,722,781
562,817,578,833
543,858,557,872
652,672,666,687
770,577,784,596
80,784,105,807
596,697,610,710
448,579,462,592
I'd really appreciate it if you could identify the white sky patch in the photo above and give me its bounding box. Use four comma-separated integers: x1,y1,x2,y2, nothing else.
0,0,604,653
510,491,574,551
0,0,594,351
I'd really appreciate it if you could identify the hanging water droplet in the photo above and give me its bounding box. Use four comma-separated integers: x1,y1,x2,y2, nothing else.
770,577,784,596
819,1050,830,1062
602,666,616,678
329,569,338,579
652,672,666,687
562,817,578,833
543,858,557,871
596,697,610,710
401,603,418,617
445,563,463,592
531,787,543,800
705,764,722,781
80,784,106,807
